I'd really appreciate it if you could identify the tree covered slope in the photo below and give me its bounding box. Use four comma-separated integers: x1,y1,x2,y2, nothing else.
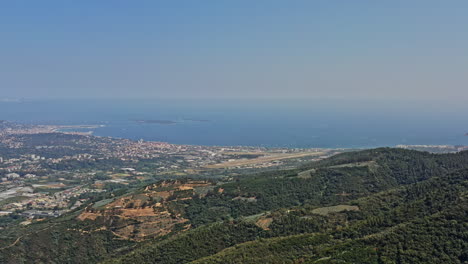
1,148,467,264
106,149,468,264
190,169,468,264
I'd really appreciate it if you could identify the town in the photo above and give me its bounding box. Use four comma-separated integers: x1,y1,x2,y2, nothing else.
0,121,338,226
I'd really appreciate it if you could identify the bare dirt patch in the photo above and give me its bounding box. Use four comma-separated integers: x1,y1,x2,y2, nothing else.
77,180,213,241
256,217,274,230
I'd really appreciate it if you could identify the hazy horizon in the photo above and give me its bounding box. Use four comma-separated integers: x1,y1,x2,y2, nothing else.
1,1,468,104
2,98,467,148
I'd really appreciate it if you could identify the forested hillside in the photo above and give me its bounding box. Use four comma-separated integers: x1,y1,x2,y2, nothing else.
1,148,467,264
107,148,468,264
191,169,468,263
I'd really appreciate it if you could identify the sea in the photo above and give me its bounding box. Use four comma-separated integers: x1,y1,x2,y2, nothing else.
1,99,467,149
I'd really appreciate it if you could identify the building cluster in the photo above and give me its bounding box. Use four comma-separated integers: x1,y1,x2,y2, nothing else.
0,184,105,219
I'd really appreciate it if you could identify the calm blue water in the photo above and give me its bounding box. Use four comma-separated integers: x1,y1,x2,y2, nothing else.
1,99,467,148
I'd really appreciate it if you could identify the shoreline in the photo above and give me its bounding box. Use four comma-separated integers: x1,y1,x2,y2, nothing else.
1,121,467,152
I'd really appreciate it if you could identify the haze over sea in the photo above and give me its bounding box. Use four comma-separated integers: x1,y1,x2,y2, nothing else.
1,99,467,149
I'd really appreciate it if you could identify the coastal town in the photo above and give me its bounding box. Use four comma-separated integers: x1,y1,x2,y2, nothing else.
0,121,338,225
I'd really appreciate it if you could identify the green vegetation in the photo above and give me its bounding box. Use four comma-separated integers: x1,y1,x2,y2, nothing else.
104,221,265,264
1,148,467,263
184,148,468,226
190,169,468,263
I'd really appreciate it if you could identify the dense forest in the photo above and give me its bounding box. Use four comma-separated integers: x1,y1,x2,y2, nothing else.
1,148,467,263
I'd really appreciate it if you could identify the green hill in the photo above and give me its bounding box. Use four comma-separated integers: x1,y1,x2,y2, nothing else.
1,148,467,264
191,169,468,263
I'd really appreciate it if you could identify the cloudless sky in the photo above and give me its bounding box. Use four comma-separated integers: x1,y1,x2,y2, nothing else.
1,0,467,102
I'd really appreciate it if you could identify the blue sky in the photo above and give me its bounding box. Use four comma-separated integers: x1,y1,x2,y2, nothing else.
1,1,467,102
